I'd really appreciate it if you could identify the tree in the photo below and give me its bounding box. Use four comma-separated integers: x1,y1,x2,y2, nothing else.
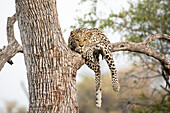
1,0,83,112
0,0,169,113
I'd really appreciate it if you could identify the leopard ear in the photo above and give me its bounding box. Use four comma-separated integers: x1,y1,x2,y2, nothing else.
70,31,75,37
86,32,93,38
70,31,73,35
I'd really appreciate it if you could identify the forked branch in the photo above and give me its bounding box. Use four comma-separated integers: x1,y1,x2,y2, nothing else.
109,34,170,87
0,13,22,71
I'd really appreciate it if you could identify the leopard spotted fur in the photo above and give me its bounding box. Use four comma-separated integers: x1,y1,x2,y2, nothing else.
68,28,120,108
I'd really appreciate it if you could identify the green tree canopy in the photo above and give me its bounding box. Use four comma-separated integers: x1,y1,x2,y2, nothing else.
72,0,169,55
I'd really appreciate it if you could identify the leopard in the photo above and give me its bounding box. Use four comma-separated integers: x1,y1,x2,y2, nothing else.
68,28,120,108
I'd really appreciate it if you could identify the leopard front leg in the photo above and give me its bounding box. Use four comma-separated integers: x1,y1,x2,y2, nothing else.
101,45,120,92
83,49,102,108
85,60,102,108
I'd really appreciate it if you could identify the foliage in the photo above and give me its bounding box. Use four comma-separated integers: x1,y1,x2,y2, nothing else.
1,101,27,113
77,75,121,113
130,99,170,113
73,0,169,36
73,0,170,112
77,73,170,113
72,0,170,56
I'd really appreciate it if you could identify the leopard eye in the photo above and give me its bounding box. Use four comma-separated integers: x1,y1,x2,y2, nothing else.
71,35,75,37
75,39,79,41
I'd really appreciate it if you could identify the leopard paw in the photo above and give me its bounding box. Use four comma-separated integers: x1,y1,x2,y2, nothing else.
112,82,120,92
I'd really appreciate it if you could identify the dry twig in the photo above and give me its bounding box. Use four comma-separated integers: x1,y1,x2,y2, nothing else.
0,13,22,71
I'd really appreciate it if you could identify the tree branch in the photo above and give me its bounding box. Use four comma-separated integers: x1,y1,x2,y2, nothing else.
128,74,161,79
109,34,170,87
0,13,22,71
109,34,170,72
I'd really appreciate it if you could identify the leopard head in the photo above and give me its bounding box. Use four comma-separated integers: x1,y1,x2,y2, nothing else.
68,28,92,53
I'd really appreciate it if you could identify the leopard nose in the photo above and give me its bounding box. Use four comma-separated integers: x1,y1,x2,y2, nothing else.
79,45,84,47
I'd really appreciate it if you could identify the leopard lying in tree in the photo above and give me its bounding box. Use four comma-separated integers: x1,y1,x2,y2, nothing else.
68,28,120,108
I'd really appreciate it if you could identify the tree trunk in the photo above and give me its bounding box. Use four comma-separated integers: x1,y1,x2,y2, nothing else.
15,0,82,112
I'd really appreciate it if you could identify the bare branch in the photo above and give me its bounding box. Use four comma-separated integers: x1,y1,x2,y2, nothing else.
109,34,170,79
109,35,169,65
129,74,161,79
160,85,170,94
144,34,170,44
0,13,22,71
7,13,17,43
21,81,29,99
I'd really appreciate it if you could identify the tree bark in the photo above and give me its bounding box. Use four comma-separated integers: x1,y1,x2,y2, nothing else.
15,0,81,112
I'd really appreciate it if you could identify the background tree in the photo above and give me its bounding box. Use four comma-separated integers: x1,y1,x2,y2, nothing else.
72,0,170,112
4,101,27,113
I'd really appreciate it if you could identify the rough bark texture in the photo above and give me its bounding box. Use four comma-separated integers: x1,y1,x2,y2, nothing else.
15,0,81,112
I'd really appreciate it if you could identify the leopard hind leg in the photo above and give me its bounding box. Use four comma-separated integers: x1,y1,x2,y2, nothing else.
101,45,120,92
